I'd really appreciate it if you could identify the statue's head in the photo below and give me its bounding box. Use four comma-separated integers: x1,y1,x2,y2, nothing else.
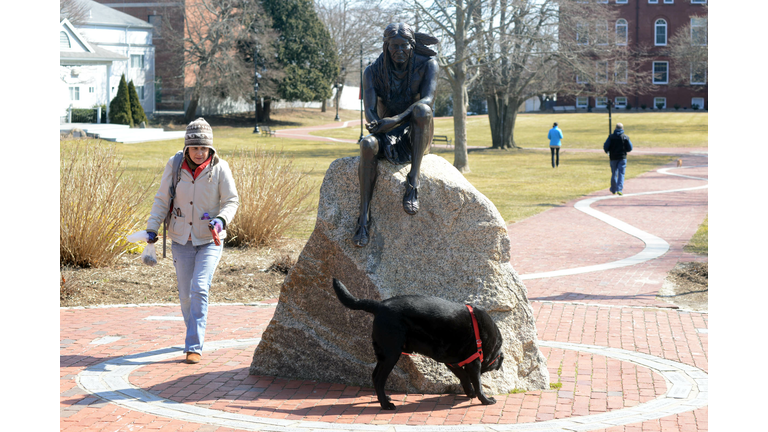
383,23,415,66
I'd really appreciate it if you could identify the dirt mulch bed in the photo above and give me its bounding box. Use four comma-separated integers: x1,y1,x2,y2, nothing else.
60,238,306,308
657,262,708,312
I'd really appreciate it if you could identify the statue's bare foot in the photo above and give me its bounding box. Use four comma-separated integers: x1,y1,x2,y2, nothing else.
352,217,372,247
403,180,419,215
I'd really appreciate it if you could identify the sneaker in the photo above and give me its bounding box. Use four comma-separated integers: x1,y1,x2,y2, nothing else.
617,191,623,196
185,353,201,364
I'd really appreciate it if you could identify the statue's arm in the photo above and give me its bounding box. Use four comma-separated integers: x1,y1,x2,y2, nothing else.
363,67,381,127
367,58,439,134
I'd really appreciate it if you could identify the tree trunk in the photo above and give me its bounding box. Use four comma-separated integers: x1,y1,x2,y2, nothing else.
486,93,503,149
451,80,469,173
486,94,520,149
256,98,263,122
262,97,272,122
185,95,199,124
321,99,327,112
506,106,518,149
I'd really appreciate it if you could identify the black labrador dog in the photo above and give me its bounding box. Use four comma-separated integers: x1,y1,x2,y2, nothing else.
332,278,504,410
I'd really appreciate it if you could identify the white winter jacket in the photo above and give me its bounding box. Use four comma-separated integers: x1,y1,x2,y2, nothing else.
147,151,239,246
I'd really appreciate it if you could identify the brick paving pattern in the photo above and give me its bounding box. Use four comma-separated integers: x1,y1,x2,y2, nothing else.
61,152,708,431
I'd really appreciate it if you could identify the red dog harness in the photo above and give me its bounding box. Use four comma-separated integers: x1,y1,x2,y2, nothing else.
448,305,483,368
402,305,501,369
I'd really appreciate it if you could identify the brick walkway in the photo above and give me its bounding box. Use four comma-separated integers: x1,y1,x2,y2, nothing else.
60,150,708,431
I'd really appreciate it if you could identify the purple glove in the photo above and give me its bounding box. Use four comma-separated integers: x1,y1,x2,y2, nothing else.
209,218,224,234
146,231,158,244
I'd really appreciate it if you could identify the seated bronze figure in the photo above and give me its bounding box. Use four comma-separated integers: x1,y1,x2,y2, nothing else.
354,23,439,248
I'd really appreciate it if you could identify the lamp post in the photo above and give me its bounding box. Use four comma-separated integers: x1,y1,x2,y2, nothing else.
606,99,614,134
252,45,260,134
334,67,345,122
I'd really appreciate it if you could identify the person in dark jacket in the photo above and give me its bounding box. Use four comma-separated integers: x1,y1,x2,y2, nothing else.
603,122,633,195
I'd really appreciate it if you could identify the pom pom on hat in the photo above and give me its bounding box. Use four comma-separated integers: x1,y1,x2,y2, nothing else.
185,117,213,147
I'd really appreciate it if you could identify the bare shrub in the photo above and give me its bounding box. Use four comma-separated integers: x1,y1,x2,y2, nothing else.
226,148,317,247
60,140,155,268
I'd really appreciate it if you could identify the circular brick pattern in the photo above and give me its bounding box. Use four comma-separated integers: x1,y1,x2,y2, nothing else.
76,338,707,431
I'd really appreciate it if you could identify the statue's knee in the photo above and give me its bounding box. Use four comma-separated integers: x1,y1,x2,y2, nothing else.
360,136,378,155
412,103,433,124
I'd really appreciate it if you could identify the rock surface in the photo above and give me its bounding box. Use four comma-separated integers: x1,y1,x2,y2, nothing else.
250,154,549,395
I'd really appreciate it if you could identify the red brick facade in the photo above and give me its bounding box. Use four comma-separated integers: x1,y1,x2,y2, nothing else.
560,0,707,111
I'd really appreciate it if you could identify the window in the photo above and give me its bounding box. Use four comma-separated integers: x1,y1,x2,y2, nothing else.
653,61,668,84
60,31,71,49
655,19,667,46
663,0,673,3
576,73,588,84
136,85,145,99
615,97,628,108
596,21,609,45
616,0,628,3
69,86,80,101
616,19,628,45
690,62,707,84
597,0,608,3
131,54,144,69
691,17,707,46
596,61,608,83
576,22,589,45
649,0,658,3
148,15,162,38
89,87,95,93
691,97,704,109
691,0,707,3
596,97,608,108
576,97,589,108
654,97,666,109
615,61,628,83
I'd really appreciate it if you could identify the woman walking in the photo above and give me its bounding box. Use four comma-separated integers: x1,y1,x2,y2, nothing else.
548,122,563,168
145,118,239,364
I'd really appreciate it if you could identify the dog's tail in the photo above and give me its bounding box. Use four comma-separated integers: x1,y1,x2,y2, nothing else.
332,278,380,314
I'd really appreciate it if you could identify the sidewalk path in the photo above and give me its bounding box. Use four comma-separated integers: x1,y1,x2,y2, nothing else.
61,147,708,431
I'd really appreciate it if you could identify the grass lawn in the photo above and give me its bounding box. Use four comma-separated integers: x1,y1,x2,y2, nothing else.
63,110,699,240
684,216,708,255
311,112,709,149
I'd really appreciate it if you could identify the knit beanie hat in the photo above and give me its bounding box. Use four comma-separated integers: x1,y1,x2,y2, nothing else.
184,117,213,148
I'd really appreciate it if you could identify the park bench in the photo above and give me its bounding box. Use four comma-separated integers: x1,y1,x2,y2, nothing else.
261,126,277,137
553,106,577,113
432,135,452,147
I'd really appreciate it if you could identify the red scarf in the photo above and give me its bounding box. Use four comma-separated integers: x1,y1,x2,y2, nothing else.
182,155,212,180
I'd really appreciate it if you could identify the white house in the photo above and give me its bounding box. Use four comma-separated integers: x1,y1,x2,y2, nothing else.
60,0,155,121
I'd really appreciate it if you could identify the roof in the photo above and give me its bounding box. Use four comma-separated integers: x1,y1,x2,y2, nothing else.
80,0,153,29
60,44,128,63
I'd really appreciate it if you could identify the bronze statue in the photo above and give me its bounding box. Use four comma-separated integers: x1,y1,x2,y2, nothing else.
353,23,439,248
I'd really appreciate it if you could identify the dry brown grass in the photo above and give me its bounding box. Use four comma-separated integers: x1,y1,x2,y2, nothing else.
60,140,156,268
225,148,317,247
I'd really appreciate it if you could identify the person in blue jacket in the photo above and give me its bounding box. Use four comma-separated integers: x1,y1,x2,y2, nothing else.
548,122,563,168
603,122,633,195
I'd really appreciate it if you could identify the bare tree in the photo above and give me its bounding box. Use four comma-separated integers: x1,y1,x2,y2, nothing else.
315,0,410,113
163,0,277,123
415,0,484,173
667,5,707,90
473,0,650,149
60,0,89,25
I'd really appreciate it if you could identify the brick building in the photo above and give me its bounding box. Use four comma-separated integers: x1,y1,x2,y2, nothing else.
94,1,185,111
560,0,708,111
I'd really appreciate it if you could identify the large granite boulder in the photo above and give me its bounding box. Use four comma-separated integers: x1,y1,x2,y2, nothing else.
250,154,549,395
